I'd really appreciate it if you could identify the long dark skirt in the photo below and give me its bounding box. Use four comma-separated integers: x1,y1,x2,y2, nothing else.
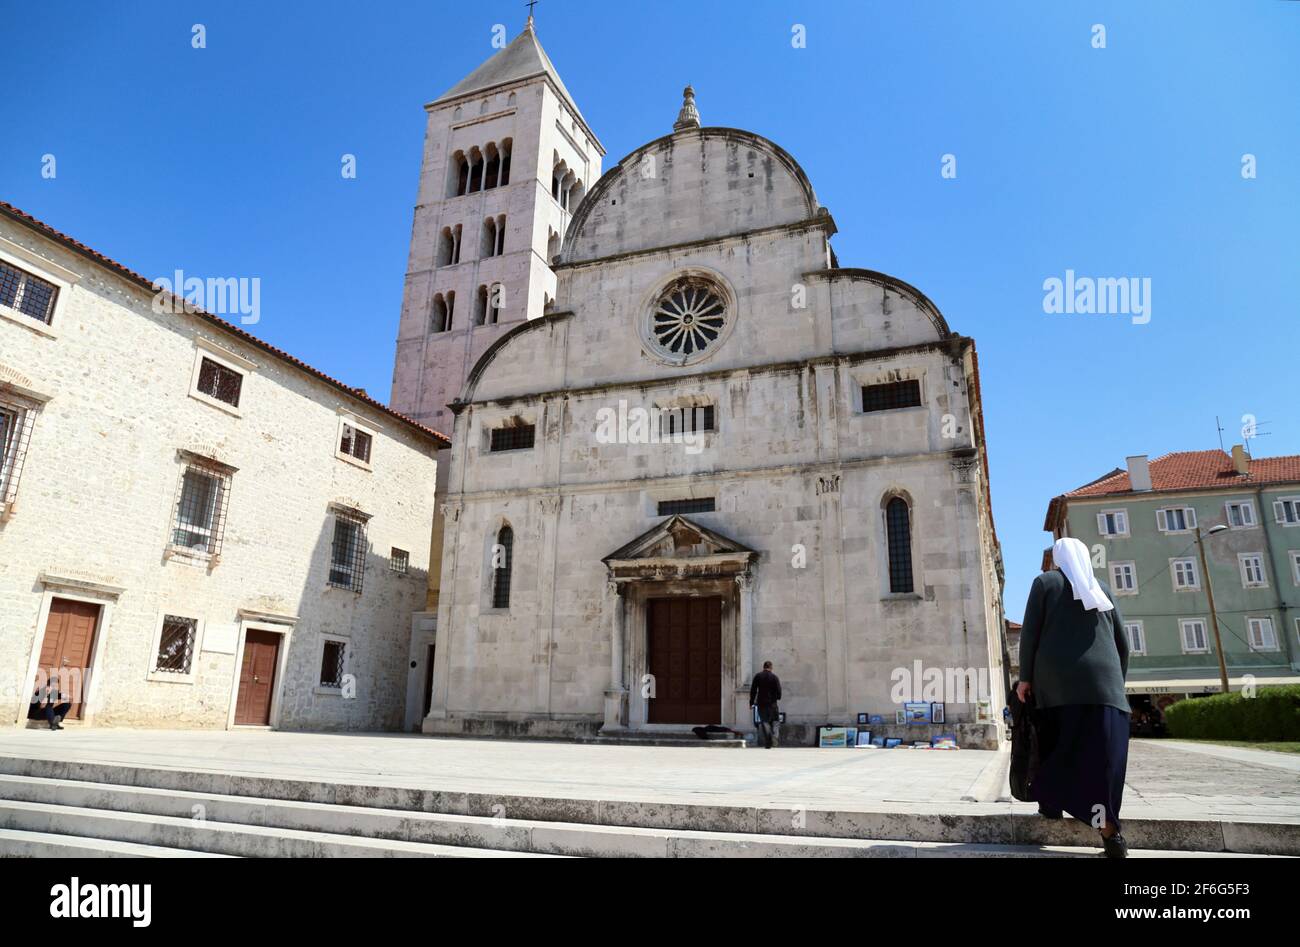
1032,704,1130,831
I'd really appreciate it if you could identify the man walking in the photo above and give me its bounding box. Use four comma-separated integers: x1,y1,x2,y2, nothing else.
749,660,782,749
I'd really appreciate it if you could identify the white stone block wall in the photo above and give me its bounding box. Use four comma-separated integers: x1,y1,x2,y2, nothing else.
0,216,439,731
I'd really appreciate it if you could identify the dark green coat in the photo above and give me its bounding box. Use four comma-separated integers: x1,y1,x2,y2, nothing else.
1018,570,1130,713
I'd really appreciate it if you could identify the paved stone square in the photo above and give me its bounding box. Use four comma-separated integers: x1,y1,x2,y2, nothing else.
0,729,1295,823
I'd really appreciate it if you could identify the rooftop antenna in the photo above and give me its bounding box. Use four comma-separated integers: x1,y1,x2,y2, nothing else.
1215,416,1225,452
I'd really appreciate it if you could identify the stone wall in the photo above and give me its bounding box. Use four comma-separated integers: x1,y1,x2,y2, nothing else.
0,216,439,731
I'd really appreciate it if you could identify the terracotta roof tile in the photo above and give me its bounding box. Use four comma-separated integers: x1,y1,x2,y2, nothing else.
0,200,449,446
1066,450,1300,498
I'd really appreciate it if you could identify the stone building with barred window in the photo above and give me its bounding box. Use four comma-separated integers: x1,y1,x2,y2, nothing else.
0,201,445,732
398,22,1008,747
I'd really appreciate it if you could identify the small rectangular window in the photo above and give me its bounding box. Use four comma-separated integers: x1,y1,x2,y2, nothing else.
658,497,715,516
1180,619,1209,653
154,616,198,674
1157,507,1196,532
1273,497,1300,525
1247,617,1277,651
1291,551,1300,585
1240,554,1266,588
1097,510,1128,537
1124,621,1145,655
329,511,367,592
490,424,535,452
0,259,59,325
1110,562,1137,593
170,461,231,558
196,356,244,408
390,547,409,574
339,423,373,463
1171,557,1199,590
319,640,346,688
862,379,922,413
661,404,715,436
1225,500,1256,528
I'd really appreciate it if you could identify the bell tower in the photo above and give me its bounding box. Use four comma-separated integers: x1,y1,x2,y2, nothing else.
389,17,604,436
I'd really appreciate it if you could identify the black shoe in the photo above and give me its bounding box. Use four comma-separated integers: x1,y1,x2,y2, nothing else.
1037,807,1062,820
1102,833,1128,859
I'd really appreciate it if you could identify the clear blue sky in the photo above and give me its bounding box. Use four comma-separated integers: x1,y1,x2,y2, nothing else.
4,1,1297,619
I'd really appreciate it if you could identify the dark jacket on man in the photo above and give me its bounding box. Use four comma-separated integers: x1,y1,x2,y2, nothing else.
749,669,782,708
1019,570,1129,713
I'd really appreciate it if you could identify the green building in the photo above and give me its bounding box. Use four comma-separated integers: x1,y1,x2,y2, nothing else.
1044,447,1300,712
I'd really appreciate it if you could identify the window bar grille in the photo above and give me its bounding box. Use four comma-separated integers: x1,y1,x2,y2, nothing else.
329,511,368,593
154,616,197,674
885,498,914,593
0,406,36,509
862,380,922,413
0,261,59,325
492,526,514,608
197,357,243,407
170,459,232,557
657,497,715,516
320,641,346,688
490,424,535,452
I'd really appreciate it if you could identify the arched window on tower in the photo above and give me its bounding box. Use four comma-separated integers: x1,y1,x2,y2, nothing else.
481,217,497,258
436,225,457,264
494,214,506,256
552,157,568,203
499,138,512,186
484,142,500,190
884,496,914,594
492,524,514,608
467,147,484,193
431,293,449,333
474,284,488,326
450,151,469,197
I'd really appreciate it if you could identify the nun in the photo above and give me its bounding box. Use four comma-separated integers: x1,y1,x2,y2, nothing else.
1016,537,1131,858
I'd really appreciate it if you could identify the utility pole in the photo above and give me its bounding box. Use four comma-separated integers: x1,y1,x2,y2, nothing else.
1195,525,1231,693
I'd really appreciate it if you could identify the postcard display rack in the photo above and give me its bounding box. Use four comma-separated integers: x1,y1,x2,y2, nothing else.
816,703,959,749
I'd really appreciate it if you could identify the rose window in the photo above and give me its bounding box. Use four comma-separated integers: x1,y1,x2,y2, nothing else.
649,277,728,360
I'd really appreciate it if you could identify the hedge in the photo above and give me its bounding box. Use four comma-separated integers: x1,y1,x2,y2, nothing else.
1164,684,1300,741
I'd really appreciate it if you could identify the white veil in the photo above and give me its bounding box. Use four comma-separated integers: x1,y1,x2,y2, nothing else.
1052,537,1114,612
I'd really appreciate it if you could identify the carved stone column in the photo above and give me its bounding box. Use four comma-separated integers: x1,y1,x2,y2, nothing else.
734,571,755,729
601,580,628,731
736,571,755,687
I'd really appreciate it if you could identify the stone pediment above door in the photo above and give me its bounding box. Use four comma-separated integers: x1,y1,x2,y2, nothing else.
603,515,757,581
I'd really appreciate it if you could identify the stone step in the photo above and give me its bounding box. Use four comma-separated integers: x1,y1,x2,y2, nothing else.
0,827,237,858
1,754,1296,856
0,799,562,858
0,774,1284,859
594,731,746,748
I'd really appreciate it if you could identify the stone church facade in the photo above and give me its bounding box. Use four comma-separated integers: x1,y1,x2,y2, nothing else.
401,23,1008,746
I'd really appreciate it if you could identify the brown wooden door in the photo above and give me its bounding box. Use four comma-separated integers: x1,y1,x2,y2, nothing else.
646,597,722,724
33,598,101,720
234,630,280,725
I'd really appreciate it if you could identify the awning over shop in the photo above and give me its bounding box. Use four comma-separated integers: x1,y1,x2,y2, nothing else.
1127,676,1300,695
